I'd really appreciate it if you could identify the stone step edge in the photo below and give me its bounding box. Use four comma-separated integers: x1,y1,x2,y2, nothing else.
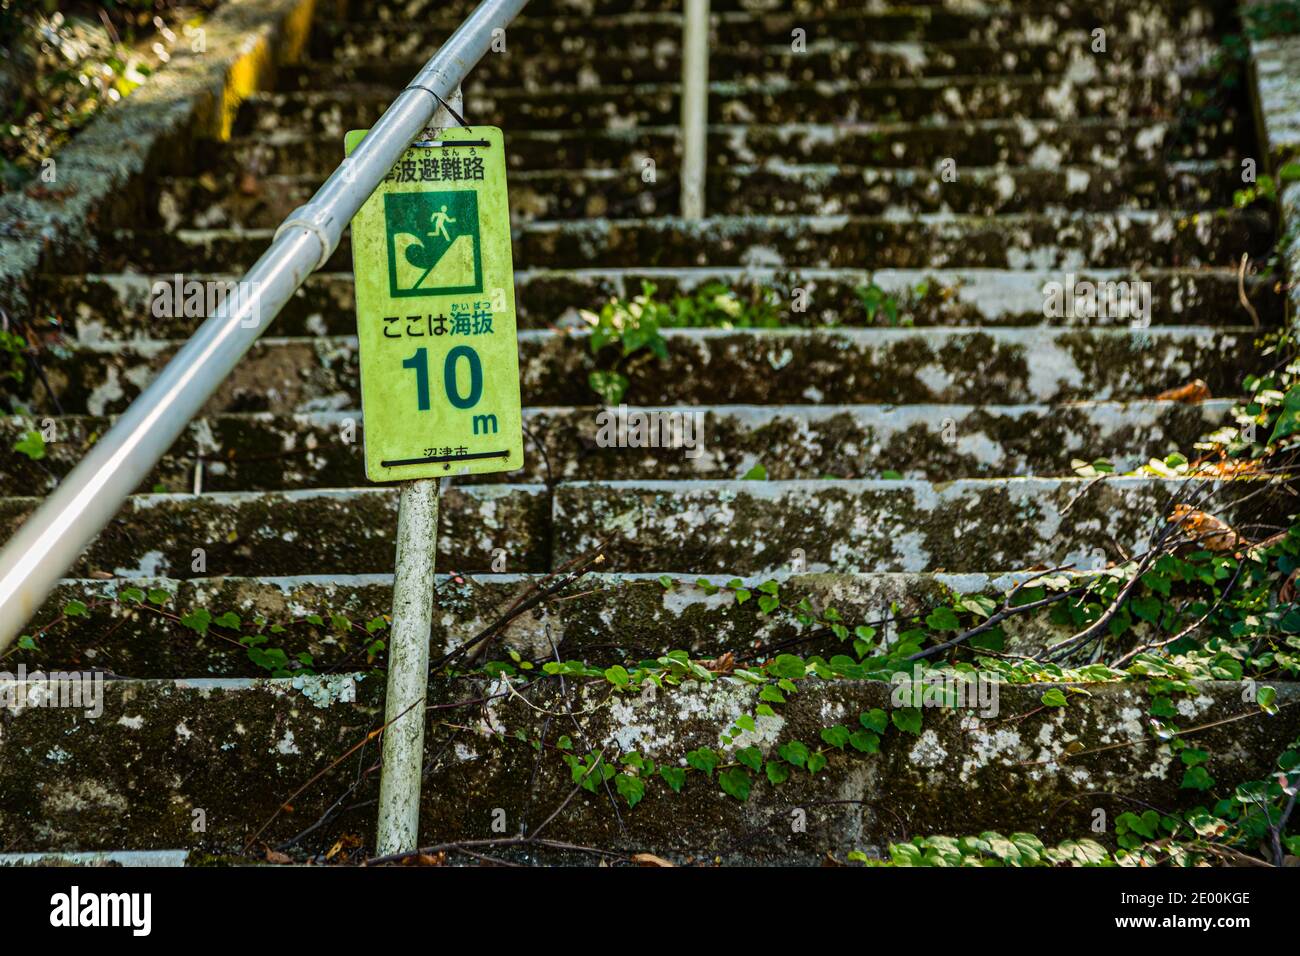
0,474,1257,510
41,325,1266,353
0,850,190,867
3,398,1242,423
224,115,1204,146
158,158,1240,184
246,74,1213,98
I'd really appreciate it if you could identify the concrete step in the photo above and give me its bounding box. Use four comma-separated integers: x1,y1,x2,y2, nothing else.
217,119,1237,179
340,0,1233,21
0,675,1287,859
0,476,1271,579
311,8,1224,63
87,210,1270,273
19,328,1258,416
0,485,549,578
147,161,1243,230
19,570,1069,676
34,267,1279,342
0,401,1234,494
288,35,1217,89
234,77,1198,137
551,476,1271,574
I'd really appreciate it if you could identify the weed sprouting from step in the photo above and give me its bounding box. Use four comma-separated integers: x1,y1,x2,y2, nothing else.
581,280,787,404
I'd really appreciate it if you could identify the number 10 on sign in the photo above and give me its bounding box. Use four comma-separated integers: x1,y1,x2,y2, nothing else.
346,126,523,481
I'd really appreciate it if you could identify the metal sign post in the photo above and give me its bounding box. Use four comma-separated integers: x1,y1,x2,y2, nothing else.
348,89,525,855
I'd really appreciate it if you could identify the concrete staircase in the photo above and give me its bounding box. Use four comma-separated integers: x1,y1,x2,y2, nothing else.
1,0,1292,863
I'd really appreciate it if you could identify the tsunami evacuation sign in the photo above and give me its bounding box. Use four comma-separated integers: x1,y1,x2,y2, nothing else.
346,125,523,482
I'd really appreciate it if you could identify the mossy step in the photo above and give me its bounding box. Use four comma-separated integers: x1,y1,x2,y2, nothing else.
34,267,1279,342
291,35,1216,88
2,476,1275,579
217,119,1234,178
88,210,1270,273
311,7,1223,62
0,486,549,579
20,570,1070,677
0,677,1289,859
235,77,1202,137
0,401,1233,494
551,477,1277,574
147,161,1243,231
16,327,1259,416
341,0,1233,20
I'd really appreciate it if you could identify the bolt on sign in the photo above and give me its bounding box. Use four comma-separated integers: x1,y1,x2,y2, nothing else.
346,126,523,481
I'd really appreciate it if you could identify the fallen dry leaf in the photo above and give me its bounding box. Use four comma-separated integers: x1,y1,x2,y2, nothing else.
325,832,362,861
400,851,446,866
264,849,292,865
1281,569,1298,604
703,651,735,675
237,171,261,196
1167,504,1249,553
87,570,114,580
632,852,674,867
1155,379,1212,403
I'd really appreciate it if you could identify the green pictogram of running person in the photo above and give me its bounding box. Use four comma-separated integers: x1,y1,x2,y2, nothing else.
384,190,483,297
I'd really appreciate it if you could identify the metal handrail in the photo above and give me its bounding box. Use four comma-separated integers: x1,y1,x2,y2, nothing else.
0,0,531,649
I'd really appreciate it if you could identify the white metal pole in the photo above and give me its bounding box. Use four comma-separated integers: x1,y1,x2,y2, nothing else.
375,477,440,855
374,88,462,858
680,0,709,220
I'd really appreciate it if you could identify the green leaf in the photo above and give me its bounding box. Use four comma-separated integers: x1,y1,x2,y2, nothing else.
757,595,780,614
848,730,880,753
806,751,828,774
741,464,767,480
891,707,923,735
213,612,241,630
1040,689,1068,708
718,766,752,801
686,746,720,778
769,654,806,679
146,588,171,606
1180,765,1215,791
1258,684,1278,715
180,608,212,635
615,773,645,808
657,575,674,588
735,746,763,772
588,370,629,405
17,635,37,651
759,684,786,704
765,760,790,785
62,600,89,618
603,664,631,687
859,708,888,733
14,429,45,461
658,766,686,793
820,725,850,750
1269,386,1300,443
925,606,960,631
117,587,146,604
779,740,810,768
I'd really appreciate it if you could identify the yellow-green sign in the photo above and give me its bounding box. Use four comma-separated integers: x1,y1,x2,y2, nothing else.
346,126,523,482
